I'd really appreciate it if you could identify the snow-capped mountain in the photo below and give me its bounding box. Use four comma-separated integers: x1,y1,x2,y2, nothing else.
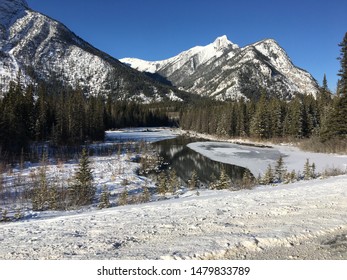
122,35,239,76
0,0,183,102
121,36,319,100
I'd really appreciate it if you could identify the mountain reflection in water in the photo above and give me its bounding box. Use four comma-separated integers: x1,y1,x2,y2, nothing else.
153,136,248,187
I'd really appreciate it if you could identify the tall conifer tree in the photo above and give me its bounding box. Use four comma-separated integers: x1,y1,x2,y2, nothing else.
69,148,95,206
326,33,347,139
338,32,347,96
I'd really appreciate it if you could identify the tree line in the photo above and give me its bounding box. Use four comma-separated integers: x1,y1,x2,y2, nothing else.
179,88,337,140
0,79,172,159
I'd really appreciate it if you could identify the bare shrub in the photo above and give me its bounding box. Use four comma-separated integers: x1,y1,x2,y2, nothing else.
299,137,347,154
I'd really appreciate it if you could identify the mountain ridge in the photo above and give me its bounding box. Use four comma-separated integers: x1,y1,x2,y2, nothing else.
0,0,28,27
0,0,186,102
121,36,319,100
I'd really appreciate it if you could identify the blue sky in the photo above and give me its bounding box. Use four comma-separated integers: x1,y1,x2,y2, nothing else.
28,0,347,91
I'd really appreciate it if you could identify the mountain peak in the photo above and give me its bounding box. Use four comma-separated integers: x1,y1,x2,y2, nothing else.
0,0,28,27
213,35,238,50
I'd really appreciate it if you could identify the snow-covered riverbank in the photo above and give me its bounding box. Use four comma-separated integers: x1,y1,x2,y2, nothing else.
0,128,346,260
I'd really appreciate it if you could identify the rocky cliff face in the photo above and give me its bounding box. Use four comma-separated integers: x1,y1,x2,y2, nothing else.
0,1,319,102
122,36,319,100
0,0,183,102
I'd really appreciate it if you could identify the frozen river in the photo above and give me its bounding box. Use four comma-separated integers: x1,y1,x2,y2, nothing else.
105,128,347,179
188,141,347,177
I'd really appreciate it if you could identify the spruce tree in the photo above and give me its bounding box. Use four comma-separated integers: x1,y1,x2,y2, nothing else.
338,32,347,96
157,172,168,195
0,209,10,222
325,33,347,139
141,185,151,203
188,170,199,190
168,169,179,194
274,155,287,182
218,167,231,189
241,170,254,188
118,188,128,206
289,97,305,138
303,159,314,180
99,185,111,209
318,75,333,140
69,148,95,206
270,99,285,138
250,92,271,139
32,153,50,211
322,74,329,92
262,164,275,185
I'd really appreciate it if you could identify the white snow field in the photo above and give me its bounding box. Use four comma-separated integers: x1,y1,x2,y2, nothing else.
0,175,346,259
105,128,178,143
0,129,346,260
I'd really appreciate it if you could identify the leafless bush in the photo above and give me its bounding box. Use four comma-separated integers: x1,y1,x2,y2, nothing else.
322,167,346,178
299,137,347,154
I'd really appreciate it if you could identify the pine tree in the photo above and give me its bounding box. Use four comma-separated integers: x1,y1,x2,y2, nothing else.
99,185,111,209
48,183,59,210
289,97,305,138
324,33,347,139
270,99,285,138
311,162,316,179
168,169,179,194
250,92,271,139
218,167,231,189
31,153,50,211
118,188,128,206
274,155,287,182
241,170,254,188
327,94,347,138
303,159,314,180
262,164,275,185
140,185,151,203
283,170,297,184
208,174,218,190
338,32,347,96
210,168,231,190
188,170,199,190
0,209,10,222
322,74,329,92
157,172,168,195
14,208,23,220
69,148,95,206
318,75,333,141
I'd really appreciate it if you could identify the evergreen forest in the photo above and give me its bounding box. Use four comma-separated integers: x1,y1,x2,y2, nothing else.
0,79,172,160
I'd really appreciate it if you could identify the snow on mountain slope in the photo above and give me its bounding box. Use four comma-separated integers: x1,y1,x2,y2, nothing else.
122,35,239,75
252,39,318,96
0,0,28,27
122,36,319,100
0,0,183,102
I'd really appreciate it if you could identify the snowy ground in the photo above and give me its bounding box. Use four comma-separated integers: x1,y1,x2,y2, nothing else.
0,175,346,260
0,128,346,260
105,127,178,143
